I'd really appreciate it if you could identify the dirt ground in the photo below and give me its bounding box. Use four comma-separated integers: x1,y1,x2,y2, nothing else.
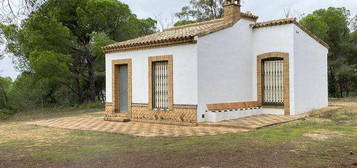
0,100,357,168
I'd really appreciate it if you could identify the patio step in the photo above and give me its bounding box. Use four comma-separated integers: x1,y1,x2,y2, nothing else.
200,114,302,130
104,116,130,122
199,122,253,129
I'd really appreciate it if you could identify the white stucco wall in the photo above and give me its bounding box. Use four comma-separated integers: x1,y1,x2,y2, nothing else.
293,25,329,115
252,24,295,115
105,19,328,122
197,19,255,122
105,44,198,105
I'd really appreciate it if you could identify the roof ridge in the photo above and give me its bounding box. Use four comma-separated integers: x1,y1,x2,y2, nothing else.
240,12,259,19
252,18,296,27
165,12,258,32
103,12,263,53
164,18,224,31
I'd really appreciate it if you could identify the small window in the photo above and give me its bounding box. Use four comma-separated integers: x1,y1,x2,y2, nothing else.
152,61,169,110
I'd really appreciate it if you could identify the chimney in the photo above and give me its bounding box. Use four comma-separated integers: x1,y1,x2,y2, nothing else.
224,0,241,23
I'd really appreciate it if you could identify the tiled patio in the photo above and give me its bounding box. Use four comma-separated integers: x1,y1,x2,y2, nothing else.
28,117,248,137
200,114,301,129
28,107,336,137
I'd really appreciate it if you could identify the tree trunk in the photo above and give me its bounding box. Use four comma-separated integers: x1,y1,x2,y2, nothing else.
75,72,83,104
328,66,338,97
338,80,343,98
88,61,96,102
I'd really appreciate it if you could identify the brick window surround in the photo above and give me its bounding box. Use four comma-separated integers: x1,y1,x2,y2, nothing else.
112,59,132,117
148,55,174,111
257,52,290,115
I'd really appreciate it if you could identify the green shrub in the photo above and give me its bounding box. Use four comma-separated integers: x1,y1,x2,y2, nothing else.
77,102,104,110
0,109,15,120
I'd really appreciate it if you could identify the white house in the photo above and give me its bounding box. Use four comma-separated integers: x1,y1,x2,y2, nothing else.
103,0,329,124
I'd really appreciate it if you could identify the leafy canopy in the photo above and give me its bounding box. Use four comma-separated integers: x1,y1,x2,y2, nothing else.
0,0,157,110
300,7,357,97
175,0,223,26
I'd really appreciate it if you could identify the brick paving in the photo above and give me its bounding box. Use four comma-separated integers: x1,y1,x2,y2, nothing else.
28,108,336,137
28,117,248,137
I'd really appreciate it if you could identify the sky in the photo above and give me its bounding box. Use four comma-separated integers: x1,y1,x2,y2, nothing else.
0,0,356,80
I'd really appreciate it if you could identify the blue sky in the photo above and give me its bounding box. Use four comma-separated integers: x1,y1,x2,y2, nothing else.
1,0,356,80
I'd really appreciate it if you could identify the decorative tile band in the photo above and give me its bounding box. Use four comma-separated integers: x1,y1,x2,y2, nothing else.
173,104,198,109
131,106,197,123
132,103,149,107
207,101,260,111
105,103,198,123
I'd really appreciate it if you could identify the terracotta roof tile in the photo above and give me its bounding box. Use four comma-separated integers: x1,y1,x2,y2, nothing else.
251,18,296,28
241,12,259,20
103,16,329,53
103,12,258,53
103,18,232,53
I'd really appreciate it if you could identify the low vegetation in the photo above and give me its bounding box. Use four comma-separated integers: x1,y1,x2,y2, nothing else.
0,99,356,168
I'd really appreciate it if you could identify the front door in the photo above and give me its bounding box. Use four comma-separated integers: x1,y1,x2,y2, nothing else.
118,65,128,113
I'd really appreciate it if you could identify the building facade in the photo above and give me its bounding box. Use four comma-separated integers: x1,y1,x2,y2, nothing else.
103,0,329,124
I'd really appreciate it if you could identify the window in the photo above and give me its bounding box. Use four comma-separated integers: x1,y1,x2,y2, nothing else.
152,61,169,110
263,59,284,105
257,52,290,115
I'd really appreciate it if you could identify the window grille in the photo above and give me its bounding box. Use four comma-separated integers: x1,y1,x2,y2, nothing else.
152,61,169,110
263,60,284,105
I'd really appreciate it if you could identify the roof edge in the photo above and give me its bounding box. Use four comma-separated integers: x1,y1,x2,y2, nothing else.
164,12,258,32
102,37,197,54
293,21,330,49
164,18,224,32
251,18,329,49
241,12,259,21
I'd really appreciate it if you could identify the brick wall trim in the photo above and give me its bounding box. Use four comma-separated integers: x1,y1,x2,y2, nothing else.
207,101,260,111
257,52,290,115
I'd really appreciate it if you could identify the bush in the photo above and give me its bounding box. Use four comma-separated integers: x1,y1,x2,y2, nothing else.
77,101,104,110
0,109,15,120
0,77,12,109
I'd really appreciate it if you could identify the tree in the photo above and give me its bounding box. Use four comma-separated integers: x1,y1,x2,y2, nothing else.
0,76,13,119
300,7,357,97
174,20,197,27
175,0,223,25
0,0,46,24
349,30,357,65
1,0,157,108
351,15,357,31
0,39,3,61
0,77,12,109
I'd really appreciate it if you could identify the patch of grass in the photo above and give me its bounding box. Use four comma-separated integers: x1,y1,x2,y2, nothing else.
1,98,357,167
0,112,11,120
1,101,104,122
7,106,104,122
0,139,35,148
